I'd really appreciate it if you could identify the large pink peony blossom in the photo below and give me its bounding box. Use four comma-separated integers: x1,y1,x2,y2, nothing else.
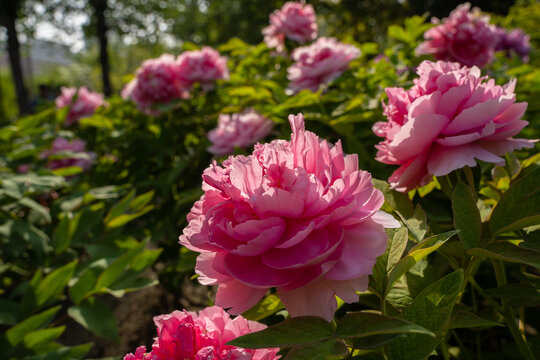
56,86,105,126
180,114,399,321
122,54,188,115
287,37,360,93
208,109,274,156
123,306,277,360
373,60,536,192
39,137,95,173
415,3,500,67
177,47,229,91
263,1,318,53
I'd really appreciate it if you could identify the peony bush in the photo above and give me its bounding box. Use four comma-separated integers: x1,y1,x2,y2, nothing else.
0,2,538,360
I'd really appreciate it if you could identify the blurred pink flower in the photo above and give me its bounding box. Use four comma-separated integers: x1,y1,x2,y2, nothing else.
208,109,274,156
415,3,499,67
56,86,105,126
374,60,536,192
177,47,229,91
180,114,399,321
287,37,360,93
40,137,95,173
122,54,188,115
263,1,318,53
17,164,31,174
495,28,530,62
123,306,277,360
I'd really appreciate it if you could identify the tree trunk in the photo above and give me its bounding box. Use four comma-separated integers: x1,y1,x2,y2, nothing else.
2,1,29,115
91,0,112,96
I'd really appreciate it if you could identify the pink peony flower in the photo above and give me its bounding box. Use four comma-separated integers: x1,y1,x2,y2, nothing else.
123,306,278,360
495,28,531,62
373,60,536,192
177,47,229,91
415,3,500,67
263,1,318,53
287,37,360,93
208,109,274,156
17,164,31,174
39,137,96,173
123,54,188,115
56,86,105,126
180,114,399,321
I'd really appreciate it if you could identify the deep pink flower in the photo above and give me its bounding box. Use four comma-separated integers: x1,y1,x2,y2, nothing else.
56,86,105,126
208,109,274,156
374,60,536,192
180,114,399,321
40,137,95,173
495,27,530,62
415,3,500,67
17,164,31,174
123,54,188,115
123,306,278,360
287,37,360,93
177,47,229,91
263,2,318,53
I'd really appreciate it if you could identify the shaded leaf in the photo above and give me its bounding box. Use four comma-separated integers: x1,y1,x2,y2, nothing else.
467,241,540,268
68,298,119,341
452,182,482,249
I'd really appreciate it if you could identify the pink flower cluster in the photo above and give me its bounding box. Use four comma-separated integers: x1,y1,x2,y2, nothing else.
40,137,96,173
123,48,228,114
123,306,277,360
287,37,360,93
263,1,318,53
374,60,535,192
416,3,498,67
416,3,531,67
56,86,105,126
207,109,274,156
181,114,399,321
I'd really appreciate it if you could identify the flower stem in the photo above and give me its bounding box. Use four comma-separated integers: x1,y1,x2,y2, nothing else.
491,260,535,360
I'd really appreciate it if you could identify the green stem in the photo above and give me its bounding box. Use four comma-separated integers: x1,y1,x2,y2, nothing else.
440,340,451,360
463,166,477,200
438,175,454,198
491,260,535,360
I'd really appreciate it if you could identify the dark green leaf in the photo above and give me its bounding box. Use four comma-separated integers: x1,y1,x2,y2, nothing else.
372,179,414,218
35,260,77,306
68,298,119,341
5,306,61,346
23,326,65,350
94,242,145,291
336,312,434,339
243,294,284,321
483,283,540,306
490,166,540,236
467,241,540,268
449,305,501,329
284,339,345,360
452,182,482,249
227,317,334,349
52,213,72,255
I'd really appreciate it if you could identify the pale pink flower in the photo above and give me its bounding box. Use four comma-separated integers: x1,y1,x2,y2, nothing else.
180,114,399,321
56,86,105,126
374,60,536,192
287,37,360,93
177,47,229,91
263,2,318,53
123,306,278,360
208,109,274,156
39,137,95,173
123,54,188,115
415,3,500,67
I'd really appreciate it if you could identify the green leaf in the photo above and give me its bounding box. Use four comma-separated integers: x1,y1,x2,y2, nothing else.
284,339,345,360
23,326,65,350
21,343,92,360
5,306,61,346
227,317,334,349
483,283,540,307
35,260,77,307
352,334,405,350
104,189,135,224
402,205,428,242
94,242,145,291
372,179,414,218
336,312,434,339
130,248,162,272
490,166,540,236
51,166,83,177
385,230,458,297
452,182,482,249
386,270,464,360
129,190,155,210
68,298,119,341
69,259,108,304
0,300,18,325
449,305,501,329
18,197,52,223
371,228,409,296
243,294,284,321
52,213,72,255
467,241,540,268
105,205,154,228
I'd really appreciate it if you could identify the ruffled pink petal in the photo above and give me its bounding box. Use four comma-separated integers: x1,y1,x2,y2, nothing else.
215,280,267,315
